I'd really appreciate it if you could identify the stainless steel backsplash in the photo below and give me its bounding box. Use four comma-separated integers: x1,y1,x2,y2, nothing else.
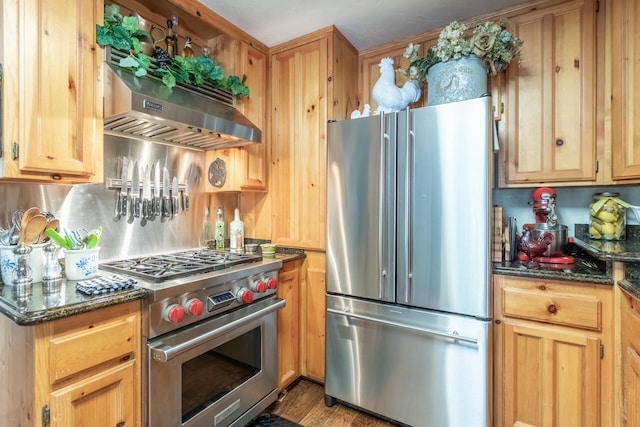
0,135,208,261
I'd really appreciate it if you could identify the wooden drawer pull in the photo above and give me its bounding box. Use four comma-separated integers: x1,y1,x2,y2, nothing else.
547,304,558,314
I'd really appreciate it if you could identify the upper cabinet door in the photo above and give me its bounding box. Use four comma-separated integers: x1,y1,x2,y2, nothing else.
1,0,103,182
503,0,596,185
611,0,640,181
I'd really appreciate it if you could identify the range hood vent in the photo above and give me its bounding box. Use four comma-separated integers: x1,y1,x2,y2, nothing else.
104,48,261,150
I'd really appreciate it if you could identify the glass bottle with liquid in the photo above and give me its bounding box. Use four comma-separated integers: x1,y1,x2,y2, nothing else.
165,16,178,57
215,207,225,250
201,208,211,247
230,208,244,252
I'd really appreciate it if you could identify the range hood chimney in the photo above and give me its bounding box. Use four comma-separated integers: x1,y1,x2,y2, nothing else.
103,49,261,150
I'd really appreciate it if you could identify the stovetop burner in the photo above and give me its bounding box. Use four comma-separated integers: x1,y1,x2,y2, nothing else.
99,249,263,282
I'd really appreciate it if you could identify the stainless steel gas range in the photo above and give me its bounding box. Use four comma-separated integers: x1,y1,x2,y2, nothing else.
100,249,285,427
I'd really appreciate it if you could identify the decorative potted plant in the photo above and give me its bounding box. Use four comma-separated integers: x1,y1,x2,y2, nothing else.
403,20,523,105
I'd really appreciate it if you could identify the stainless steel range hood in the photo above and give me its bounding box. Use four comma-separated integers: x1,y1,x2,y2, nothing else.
103,53,261,150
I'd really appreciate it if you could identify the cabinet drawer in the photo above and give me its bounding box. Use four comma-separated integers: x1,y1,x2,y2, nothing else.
48,311,137,383
502,286,602,330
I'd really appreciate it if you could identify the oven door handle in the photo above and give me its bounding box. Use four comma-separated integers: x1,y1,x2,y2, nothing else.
150,298,286,363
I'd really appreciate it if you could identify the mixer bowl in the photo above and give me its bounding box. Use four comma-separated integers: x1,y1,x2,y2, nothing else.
531,223,568,257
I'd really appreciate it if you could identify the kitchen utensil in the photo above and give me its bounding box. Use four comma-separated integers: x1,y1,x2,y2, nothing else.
120,156,130,217
162,167,171,217
531,223,568,257
153,161,161,217
171,176,179,217
0,225,16,246
45,228,72,250
37,218,60,244
84,226,102,250
184,181,190,211
18,214,47,245
20,207,41,230
142,164,152,220
131,161,141,218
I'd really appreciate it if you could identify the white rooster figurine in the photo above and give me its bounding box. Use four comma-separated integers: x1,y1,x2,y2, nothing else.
372,57,421,113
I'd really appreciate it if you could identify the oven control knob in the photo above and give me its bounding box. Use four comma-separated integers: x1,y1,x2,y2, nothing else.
251,279,267,293
266,277,278,290
237,288,254,304
163,304,185,323
184,299,204,316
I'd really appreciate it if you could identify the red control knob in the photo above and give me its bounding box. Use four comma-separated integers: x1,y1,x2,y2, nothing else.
251,279,267,293
237,288,254,304
184,299,204,316
266,277,278,290
163,304,185,323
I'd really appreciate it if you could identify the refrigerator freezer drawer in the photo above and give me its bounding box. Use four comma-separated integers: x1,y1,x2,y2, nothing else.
325,295,492,427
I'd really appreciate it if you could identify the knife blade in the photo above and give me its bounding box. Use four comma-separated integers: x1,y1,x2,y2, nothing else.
162,167,171,217
120,156,129,218
142,164,151,219
131,161,140,218
171,176,179,218
153,162,161,217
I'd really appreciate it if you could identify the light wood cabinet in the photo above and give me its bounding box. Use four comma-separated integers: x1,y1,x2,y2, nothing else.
0,0,104,183
494,275,613,427
270,26,358,250
500,0,597,186
621,288,640,427
0,301,141,427
277,260,301,390
611,0,640,181
204,40,268,192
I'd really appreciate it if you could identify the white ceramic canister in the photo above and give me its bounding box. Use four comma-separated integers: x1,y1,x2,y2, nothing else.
0,243,46,284
63,247,100,281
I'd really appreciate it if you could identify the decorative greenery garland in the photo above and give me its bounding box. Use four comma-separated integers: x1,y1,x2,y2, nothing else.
96,4,249,97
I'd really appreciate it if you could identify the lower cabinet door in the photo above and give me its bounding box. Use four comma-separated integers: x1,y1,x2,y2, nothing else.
502,321,601,427
49,360,136,427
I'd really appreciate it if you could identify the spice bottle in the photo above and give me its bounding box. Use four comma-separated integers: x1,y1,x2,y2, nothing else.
229,208,244,253
589,192,629,240
201,207,212,247
214,207,225,250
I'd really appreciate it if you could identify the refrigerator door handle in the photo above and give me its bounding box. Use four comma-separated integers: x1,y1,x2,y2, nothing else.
327,308,479,345
379,113,388,299
404,109,414,302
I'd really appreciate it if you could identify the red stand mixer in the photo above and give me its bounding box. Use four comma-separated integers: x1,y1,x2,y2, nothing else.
518,187,574,266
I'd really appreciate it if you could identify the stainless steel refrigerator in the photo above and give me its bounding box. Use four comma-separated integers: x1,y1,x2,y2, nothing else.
325,96,493,427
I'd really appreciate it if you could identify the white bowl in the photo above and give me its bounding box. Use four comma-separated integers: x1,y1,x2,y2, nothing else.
0,243,46,285
64,247,100,281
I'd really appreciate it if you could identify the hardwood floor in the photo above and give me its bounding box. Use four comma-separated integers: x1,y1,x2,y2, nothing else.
267,379,400,426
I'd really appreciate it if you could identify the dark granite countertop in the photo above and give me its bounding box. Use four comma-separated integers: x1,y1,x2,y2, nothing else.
0,280,149,326
493,256,613,285
573,224,640,262
0,246,306,327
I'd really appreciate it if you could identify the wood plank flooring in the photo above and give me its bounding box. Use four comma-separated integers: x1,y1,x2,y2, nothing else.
267,379,400,427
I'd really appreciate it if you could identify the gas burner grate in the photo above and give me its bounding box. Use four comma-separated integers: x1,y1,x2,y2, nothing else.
99,250,263,283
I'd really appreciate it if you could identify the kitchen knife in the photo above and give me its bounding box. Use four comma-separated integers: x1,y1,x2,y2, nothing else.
184,181,190,212
171,176,179,218
142,164,151,219
120,156,129,218
162,167,171,217
131,161,140,218
153,161,161,217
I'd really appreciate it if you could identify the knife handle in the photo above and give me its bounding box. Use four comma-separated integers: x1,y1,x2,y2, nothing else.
142,199,148,219
133,196,141,218
120,193,128,217
185,194,190,211
154,197,161,217
162,197,171,217
172,196,179,217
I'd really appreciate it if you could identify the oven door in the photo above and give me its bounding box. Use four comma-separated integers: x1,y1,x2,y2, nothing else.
148,296,285,427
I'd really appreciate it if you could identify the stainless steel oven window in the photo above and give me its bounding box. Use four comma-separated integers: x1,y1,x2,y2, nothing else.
181,326,261,422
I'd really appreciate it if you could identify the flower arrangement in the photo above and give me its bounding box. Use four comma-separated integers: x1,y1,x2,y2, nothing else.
404,20,524,83
96,4,249,96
